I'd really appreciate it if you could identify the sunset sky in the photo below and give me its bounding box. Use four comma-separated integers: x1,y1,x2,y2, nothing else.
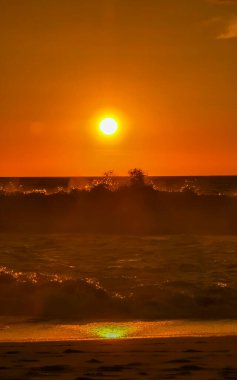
1,0,237,176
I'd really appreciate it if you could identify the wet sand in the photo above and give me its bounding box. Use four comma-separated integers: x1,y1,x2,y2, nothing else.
0,336,237,379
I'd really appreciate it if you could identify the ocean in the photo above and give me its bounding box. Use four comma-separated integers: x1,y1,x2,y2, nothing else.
0,176,237,341
0,234,237,324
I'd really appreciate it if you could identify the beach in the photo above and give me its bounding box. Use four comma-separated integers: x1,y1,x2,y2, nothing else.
1,336,237,379
1,320,237,379
1,233,237,379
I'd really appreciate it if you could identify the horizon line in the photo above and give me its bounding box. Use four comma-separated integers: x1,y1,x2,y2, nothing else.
0,174,237,178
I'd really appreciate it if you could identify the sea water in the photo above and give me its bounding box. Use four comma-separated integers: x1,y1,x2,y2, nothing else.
0,233,237,341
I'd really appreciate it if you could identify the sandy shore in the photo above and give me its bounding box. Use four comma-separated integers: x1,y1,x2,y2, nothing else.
0,336,237,379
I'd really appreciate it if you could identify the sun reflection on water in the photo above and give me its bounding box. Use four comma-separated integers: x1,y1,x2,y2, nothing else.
93,325,130,339
2,320,237,342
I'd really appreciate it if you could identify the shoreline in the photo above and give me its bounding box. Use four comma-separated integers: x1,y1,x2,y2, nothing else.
1,319,237,343
1,334,237,344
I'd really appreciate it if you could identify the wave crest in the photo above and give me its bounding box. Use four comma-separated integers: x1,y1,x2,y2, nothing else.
2,265,237,321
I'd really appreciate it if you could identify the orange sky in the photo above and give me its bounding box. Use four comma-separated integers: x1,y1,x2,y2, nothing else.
0,0,237,176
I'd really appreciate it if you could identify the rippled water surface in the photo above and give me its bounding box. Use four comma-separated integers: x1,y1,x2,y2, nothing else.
0,234,237,320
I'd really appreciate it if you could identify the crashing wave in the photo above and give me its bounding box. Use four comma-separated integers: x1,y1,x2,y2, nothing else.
1,266,237,321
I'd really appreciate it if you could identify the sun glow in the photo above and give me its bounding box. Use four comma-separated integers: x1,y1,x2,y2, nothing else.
99,117,118,136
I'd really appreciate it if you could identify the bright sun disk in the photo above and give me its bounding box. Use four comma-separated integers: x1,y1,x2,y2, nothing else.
99,118,118,136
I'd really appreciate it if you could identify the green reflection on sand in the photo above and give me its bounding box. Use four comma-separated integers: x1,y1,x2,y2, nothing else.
93,325,131,339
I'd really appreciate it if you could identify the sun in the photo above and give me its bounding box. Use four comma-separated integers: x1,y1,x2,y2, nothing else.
99,117,118,136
